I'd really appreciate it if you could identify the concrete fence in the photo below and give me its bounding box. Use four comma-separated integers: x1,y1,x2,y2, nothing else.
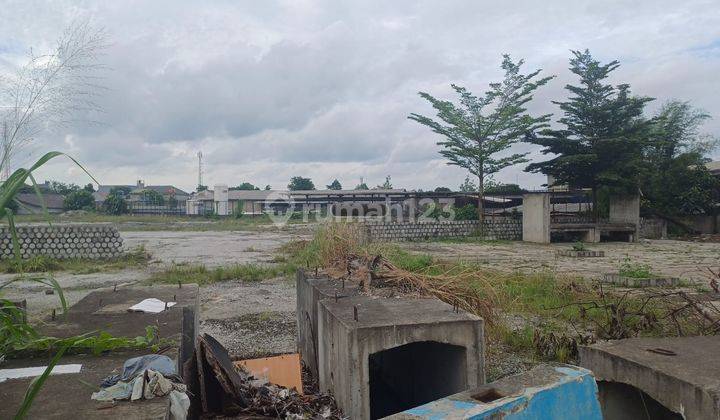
362,217,522,242
0,223,123,260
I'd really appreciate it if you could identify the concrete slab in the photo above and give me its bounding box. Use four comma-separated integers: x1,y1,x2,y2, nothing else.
318,295,484,419
38,284,199,374
580,336,720,419
387,364,602,419
0,285,199,419
295,270,359,379
0,351,173,419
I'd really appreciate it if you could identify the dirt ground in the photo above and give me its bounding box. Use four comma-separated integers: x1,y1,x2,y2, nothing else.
1,228,310,357
402,239,720,286
5,228,719,362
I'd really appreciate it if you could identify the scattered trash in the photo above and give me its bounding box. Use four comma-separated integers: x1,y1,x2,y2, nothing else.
100,354,178,387
235,353,303,395
91,354,189,420
194,333,341,419
128,298,176,313
0,364,82,383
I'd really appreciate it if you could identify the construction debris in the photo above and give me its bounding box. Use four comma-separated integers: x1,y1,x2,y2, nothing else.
236,353,304,395
193,333,341,419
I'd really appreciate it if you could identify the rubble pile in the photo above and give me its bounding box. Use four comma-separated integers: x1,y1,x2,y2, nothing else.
190,333,341,419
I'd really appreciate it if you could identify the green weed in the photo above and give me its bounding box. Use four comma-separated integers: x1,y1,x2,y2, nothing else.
0,245,151,274
148,262,296,285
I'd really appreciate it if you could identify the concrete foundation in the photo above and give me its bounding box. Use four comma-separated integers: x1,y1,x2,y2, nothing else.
522,193,550,243
0,284,199,418
295,270,358,379
317,295,484,419
388,364,603,419
580,336,720,420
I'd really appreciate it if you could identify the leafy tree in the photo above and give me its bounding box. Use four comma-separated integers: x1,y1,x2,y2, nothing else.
264,185,271,190
375,175,393,190
327,179,342,190
83,183,95,192
230,182,259,191
197,185,208,192
483,181,527,195
526,50,654,209
458,176,478,192
641,101,719,215
454,204,479,220
103,187,128,215
47,181,80,196
288,176,315,191
354,182,369,190
63,190,94,210
434,187,452,192
410,55,553,221
140,189,165,205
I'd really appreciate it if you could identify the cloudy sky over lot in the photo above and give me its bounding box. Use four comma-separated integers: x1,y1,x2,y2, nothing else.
1,0,719,192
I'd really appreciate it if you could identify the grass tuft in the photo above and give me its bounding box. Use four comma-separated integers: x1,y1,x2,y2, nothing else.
0,245,151,274
148,262,296,285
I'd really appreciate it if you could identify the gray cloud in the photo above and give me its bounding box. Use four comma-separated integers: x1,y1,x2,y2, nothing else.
1,0,719,191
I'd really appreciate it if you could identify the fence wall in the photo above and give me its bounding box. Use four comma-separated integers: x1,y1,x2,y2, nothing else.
362,217,522,242
0,223,123,260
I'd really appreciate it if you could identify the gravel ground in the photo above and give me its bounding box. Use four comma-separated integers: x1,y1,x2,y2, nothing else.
198,277,298,357
402,239,720,286
1,229,306,357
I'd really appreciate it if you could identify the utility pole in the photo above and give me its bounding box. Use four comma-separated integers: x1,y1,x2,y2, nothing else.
197,151,203,188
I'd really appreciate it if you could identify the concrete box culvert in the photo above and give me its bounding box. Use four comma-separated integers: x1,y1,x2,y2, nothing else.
296,270,361,380
317,295,485,420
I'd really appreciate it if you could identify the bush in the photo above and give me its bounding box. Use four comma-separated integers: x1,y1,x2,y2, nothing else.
103,194,128,215
454,204,478,221
233,201,244,219
63,190,94,211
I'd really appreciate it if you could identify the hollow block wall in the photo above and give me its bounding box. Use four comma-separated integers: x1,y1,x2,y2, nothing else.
0,223,123,259
363,218,521,242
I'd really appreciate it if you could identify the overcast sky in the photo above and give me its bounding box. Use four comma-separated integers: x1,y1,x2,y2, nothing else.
1,0,719,192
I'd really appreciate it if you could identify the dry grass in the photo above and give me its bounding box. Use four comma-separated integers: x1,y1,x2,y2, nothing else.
285,222,720,363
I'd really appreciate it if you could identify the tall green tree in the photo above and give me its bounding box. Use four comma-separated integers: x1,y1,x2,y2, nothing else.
288,176,315,191
641,100,719,216
410,55,553,221
375,175,392,190
230,182,259,191
526,50,654,209
103,187,128,215
458,176,478,192
326,179,342,190
63,189,94,210
354,177,369,190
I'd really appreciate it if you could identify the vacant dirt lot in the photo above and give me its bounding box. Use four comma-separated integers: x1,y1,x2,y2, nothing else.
402,239,720,285
1,228,310,356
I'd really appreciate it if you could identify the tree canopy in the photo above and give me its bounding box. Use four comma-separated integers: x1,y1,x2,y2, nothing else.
230,182,259,191
375,176,392,190
288,176,315,191
525,50,653,198
63,189,94,210
640,101,719,215
326,179,342,190
103,187,128,215
410,55,553,220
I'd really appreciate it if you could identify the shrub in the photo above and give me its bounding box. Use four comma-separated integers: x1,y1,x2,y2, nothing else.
454,204,478,221
63,190,94,211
